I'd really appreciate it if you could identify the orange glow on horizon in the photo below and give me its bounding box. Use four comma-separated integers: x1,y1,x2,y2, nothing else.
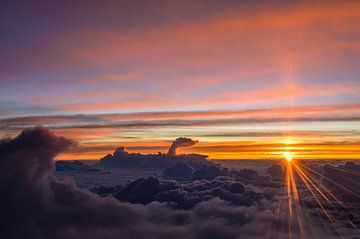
55,138,360,160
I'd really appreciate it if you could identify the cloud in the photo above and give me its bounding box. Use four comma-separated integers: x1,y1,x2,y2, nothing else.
113,174,268,210
0,128,143,238
163,163,194,180
1,0,360,120
321,162,360,202
1,102,359,160
266,164,284,181
2,114,360,131
2,0,360,77
168,137,198,156
0,127,286,239
2,127,358,238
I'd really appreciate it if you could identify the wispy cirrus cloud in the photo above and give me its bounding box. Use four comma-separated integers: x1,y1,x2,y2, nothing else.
1,103,359,160
1,0,360,115
1,103,359,128
1,1,359,160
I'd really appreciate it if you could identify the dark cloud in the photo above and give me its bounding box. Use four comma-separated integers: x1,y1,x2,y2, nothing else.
163,163,194,180
3,127,357,238
193,164,228,180
55,160,92,172
112,175,268,210
0,114,100,125
2,114,360,131
0,127,286,239
99,141,208,169
266,164,284,181
168,137,198,156
192,164,270,187
0,128,143,238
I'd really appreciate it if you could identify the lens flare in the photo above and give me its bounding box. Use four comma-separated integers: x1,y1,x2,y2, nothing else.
276,154,359,239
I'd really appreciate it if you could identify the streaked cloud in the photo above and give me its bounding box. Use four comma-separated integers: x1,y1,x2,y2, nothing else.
0,1,359,160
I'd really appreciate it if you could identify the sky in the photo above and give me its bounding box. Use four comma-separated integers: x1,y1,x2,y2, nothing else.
0,0,359,160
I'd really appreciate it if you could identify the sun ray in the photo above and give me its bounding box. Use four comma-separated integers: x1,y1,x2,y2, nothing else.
300,164,360,199
292,163,346,238
298,164,359,230
279,155,360,238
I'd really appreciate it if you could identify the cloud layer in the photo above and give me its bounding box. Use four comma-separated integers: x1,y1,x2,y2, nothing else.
0,127,283,239
2,127,359,238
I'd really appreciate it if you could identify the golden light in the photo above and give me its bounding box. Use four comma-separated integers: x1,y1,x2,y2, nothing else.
283,152,293,162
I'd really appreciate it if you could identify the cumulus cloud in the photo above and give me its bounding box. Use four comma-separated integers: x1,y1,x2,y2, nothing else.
266,164,284,181
9,128,359,239
5,128,356,238
55,160,91,171
168,137,198,156
112,175,270,210
0,127,288,239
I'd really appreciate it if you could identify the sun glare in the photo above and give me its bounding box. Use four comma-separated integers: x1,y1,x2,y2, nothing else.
283,152,293,162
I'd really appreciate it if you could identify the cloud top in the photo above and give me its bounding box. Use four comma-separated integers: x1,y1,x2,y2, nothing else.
168,137,199,156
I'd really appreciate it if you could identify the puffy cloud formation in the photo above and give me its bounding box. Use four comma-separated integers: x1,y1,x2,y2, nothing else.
193,165,271,188
5,127,358,238
163,163,195,180
266,164,284,181
0,127,287,239
113,176,266,210
55,160,91,171
168,137,198,156
99,138,207,169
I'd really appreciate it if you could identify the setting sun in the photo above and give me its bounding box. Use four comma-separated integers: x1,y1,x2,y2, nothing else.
283,152,293,162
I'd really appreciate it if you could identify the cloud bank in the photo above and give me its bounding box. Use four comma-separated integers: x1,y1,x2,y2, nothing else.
0,127,285,239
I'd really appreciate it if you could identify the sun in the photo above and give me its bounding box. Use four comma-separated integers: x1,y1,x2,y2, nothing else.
283,152,293,162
